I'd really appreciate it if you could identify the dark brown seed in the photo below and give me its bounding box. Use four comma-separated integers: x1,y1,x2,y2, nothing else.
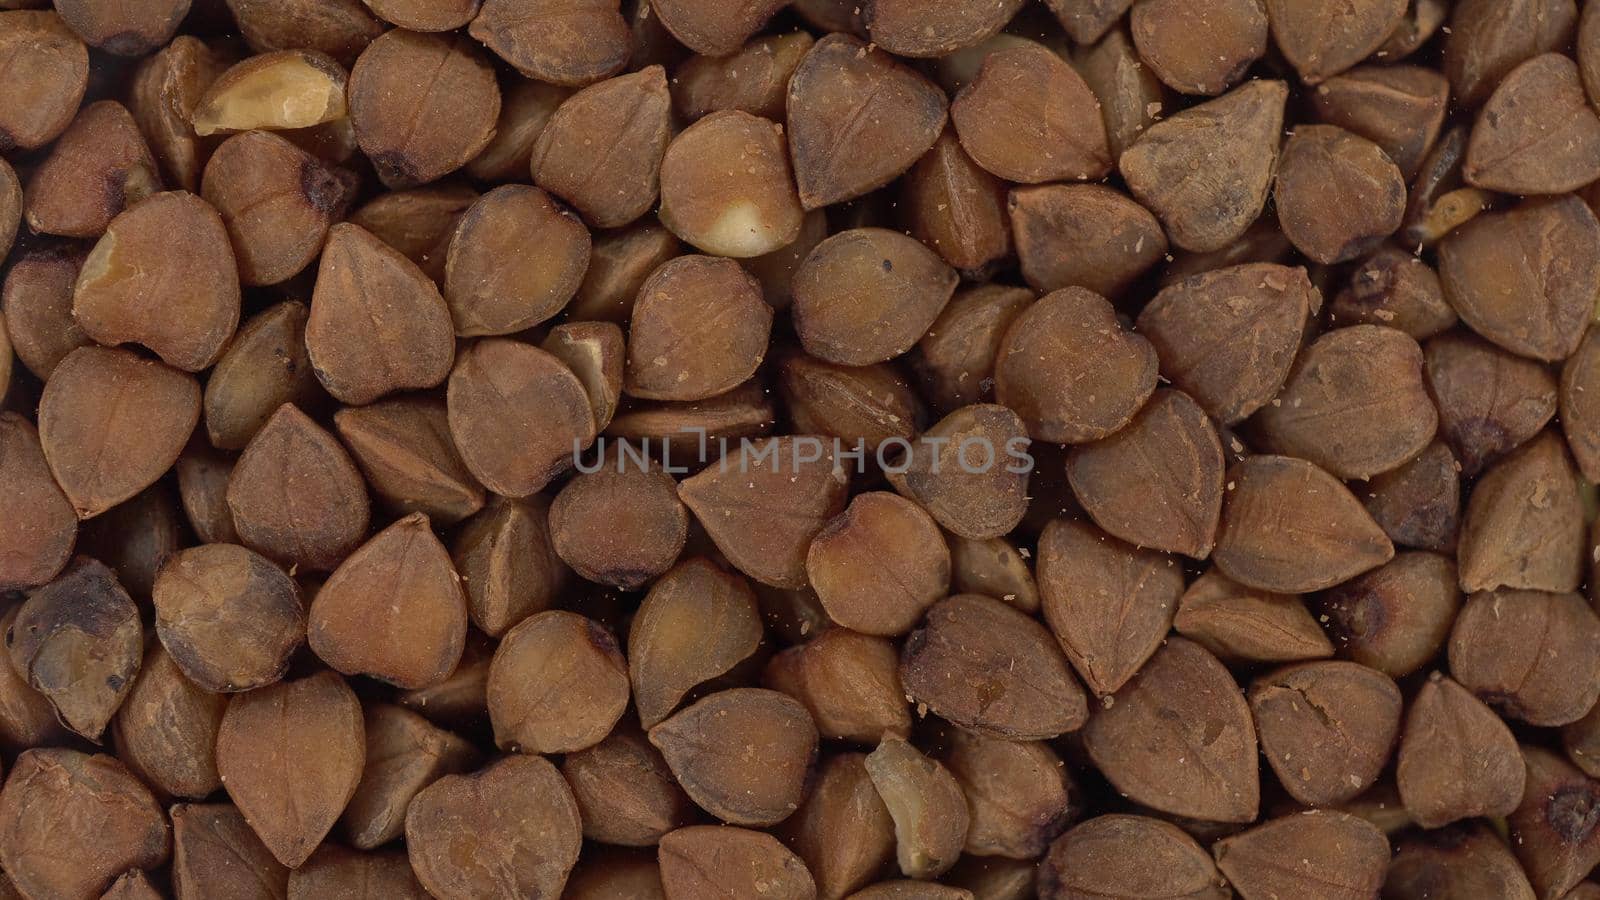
864,735,969,880
781,752,895,899
0,158,17,265
466,78,569,182
1082,637,1258,823
395,632,492,730
793,227,956,367
72,191,240,372
202,130,352,286
9,557,140,741
607,381,779,464
103,869,162,900
0,606,67,752
0,749,167,900
215,671,364,867
943,732,1076,860
1266,0,1408,83
290,845,428,900
1249,661,1402,806
170,803,288,900
629,560,760,728
563,848,665,900
127,37,226,192
191,50,348,136
679,436,849,588
952,45,1110,184
364,0,478,29
900,128,1011,273
1039,814,1226,900
1466,53,1600,194
648,0,786,56
1402,126,1494,248
650,688,818,827
1130,0,1268,95
1045,0,1135,43
1136,263,1314,424
658,825,817,900
1214,811,1390,898
1213,455,1394,593
468,0,627,85
307,223,455,405
625,255,772,401
309,513,469,690
1509,747,1600,899
1311,65,1449,180
1444,0,1579,107
227,403,369,571
568,221,680,322
531,66,671,228
74,485,180,608
863,0,1023,57
1426,330,1557,476
1174,569,1332,664
1364,442,1460,552
1565,326,1600,482
443,184,590,336
451,495,566,638
1036,518,1183,695
1073,26,1165,161
1450,588,1600,726
902,593,1088,739
551,450,685,589
1120,80,1287,253
341,703,479,850
787,34,948,210
1585,0,1600,109
541,321,624,432
348,31,498,187
1275,125,1406,265
1385,822,1537,900
1439,196,1600,363
779,354,922,453
23,101,159,239
0,413,76,590
808,492,950,637
1457,431,1584,594
203,301,320,451
347,182,478,284
0,11,89,152
406,755,582,900
447,338,597,498
152,543,304,693
487,610,627,754
764,626,910,744
995,287,1157,444
334,395,484,526
1397,674,1525,828
1568,703,1600,779
1318,551,1460,678
1328,246,1455,339
223,0,380,66
1008,184,1165,298
674,31,814,122
1257,325,1436,479
1067,389,1224,557
111,645,225,800
561,724,693,847
914,285,1031,416
659,111,803,259
39,347,199,520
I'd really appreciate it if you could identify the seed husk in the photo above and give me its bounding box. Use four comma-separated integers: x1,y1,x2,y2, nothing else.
1119,80,1287,253
1318,551,1461,678
808,491,950,637
674,31,813,122
23,101,159,239
309,512,469,690
346,182,478,284
1213,455,1394,593
1130,0,1267,95
446,338,596,498
0,413,76,590
568,221,681,323
227,403,369,571
1213,811,1390,899
39,346,200,519
201,129,353,286
111,644,225,800
1457,431,1584,594
530,66,671,229
786,33,948,210
781,752,896,899
340,703,478,850
216,671,364,867
1082,637,1258,823
334,394,484,526
1509,747,1600,899
952,44,1110,184
1449,588,1600,726
1009,183,1166,298
469,0,627,86
190,50,347,137
405,754,582,900
1136,263,1314,424
1038,814,1226,900
865,735,970,880
72,191,240,372
658,825,817,900
486,610,626,754
1249,660,1402,807
1363,441,1461,553
170,803,288,900
659,110,803,259
1311,65,1449,180
1173,569,1333,664
650,687,818,827
0,749,168,900
560,723,693,847
1266,0,1408,83
1397,673,1525,828
625,255,773,401
450,494,567,638
902,593,1087,739
1275,125,1406,265
465,78,569,182
152,543,304,692
944,731,1078,860
290,845,429,900
764,626,910,744
1444,0,1579,107
0,11,89,152
1385,822,1537,900
1036,518,1183,695
444,184,590,336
